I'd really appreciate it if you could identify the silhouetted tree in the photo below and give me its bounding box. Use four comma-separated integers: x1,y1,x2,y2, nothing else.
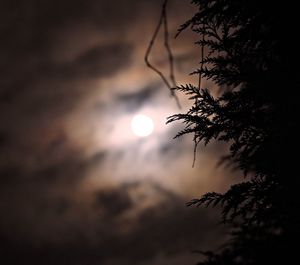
166,0,299,264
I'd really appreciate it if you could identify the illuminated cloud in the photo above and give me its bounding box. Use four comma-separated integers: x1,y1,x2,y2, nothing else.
0,1,238,264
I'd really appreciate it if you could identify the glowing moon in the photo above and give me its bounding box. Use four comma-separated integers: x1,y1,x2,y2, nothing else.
131,114,154,137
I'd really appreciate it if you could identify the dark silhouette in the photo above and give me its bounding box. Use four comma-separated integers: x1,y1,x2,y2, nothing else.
145,0,181,108
165,0,299,264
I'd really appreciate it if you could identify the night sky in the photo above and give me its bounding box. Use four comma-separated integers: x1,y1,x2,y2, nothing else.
0,1,238,264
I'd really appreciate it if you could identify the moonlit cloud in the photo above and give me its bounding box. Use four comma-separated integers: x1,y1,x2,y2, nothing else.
0,1,238,264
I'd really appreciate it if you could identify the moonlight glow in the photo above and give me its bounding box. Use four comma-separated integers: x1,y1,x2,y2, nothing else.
131,114,154,137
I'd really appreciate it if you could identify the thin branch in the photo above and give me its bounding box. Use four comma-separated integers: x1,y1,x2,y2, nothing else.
163,4,181,108
192,139,200,168
145,0,181,108
162,4,176,87
144,2,171,89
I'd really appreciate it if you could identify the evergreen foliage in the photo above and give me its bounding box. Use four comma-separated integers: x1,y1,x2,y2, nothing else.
167,0,299,263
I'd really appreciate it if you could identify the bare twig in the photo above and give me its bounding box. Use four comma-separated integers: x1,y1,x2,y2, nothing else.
192,139,200,168
162,4,181,108
145,0,181,108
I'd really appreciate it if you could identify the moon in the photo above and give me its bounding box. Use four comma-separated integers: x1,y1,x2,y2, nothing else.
131,114,154,137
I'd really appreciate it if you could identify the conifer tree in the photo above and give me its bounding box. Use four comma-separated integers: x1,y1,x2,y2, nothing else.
167,1,299,263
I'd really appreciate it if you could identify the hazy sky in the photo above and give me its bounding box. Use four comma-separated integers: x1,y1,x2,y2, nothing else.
0,1,238,264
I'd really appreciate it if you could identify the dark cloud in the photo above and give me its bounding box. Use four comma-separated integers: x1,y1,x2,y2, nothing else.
158,134,187,157
0,180,225,265
116,84,160,112
0,143,107,189
61,43,133,79
0,137,108,236
0,42,133,106
126,205,223,263
93,187,133,218
0,0,159,69
0,0,136,107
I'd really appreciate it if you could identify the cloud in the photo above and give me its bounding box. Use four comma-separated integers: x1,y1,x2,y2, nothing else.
115,84,160,112
0,1,236,265
0,180,225,265
93,187,133,218
50,43,133,80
